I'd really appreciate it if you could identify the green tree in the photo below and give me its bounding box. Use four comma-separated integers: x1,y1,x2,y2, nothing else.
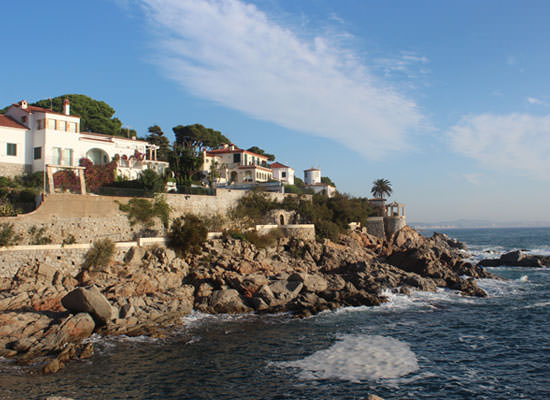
139,169,165,194
321,176,336,187
171,124,231,183
31,94,135,137
145,125,171,161
247,146,275,161
371,178,392,199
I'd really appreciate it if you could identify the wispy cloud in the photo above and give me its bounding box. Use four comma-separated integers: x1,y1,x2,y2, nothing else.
526,96,548,106
135,0,424,157
448,113,550,180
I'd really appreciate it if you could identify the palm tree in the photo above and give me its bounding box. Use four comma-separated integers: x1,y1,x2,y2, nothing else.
371,178,392,199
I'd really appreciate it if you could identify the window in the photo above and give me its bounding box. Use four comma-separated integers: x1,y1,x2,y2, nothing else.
47,119,56,130
68,122,76,133
233,153,241,163
282,171,287,178
6,143,16,156
34,147,42,160
58,121,67,131
62,148,73,166
36,119,43,130
244,154,248,165
53,147,62,165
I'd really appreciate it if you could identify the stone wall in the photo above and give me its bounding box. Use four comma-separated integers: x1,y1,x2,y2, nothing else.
384,216,407,237
0,162,31,177
255,224,315,241
366,217,385,239
0,247,129,278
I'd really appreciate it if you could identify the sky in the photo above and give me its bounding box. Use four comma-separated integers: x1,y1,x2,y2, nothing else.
2,0,550,224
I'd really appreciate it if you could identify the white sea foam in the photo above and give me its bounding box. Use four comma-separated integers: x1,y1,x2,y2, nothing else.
278,334,419,383
524,301,550,309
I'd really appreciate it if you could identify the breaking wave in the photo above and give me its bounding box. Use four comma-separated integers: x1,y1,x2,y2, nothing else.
277,334,419,383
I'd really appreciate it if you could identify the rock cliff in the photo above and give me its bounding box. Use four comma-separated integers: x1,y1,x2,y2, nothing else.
0,226,494,374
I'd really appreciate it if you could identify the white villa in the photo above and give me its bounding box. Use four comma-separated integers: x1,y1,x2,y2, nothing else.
0,99,168,183
202,144,273,185
271,162,295,185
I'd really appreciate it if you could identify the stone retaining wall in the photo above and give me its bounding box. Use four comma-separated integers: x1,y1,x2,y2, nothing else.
366,217,385,239
0,162,31,177
384,216,407,237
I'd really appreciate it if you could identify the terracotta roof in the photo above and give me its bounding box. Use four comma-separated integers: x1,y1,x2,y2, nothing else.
12,103,79,118
0,115,27,130
238,165,273,172
80,131,148,144
206,147,269,159
270,162,290,169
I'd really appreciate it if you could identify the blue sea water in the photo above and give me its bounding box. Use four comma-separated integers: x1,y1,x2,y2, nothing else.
1,227,550,400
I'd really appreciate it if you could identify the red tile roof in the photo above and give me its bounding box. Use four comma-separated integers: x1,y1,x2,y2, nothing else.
206,146,269,159
238,165,273,172
270,162,290,169
12,103,79,118
0,114,27,129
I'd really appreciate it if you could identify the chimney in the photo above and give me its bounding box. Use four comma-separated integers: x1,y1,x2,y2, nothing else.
20,100,28,110
63,98,70,115
222,143,229,149
230,144,235,150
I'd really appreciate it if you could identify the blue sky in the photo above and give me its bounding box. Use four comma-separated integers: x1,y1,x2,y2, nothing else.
2,0,550,223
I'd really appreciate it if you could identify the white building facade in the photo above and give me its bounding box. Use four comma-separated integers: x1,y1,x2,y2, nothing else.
270,162,295,185
0,100,168,180
304,167,336,197
202,144,273,185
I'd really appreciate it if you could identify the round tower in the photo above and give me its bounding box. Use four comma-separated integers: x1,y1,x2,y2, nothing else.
304,167,321,185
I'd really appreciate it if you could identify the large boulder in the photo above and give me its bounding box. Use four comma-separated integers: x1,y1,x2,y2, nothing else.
62,286,113,326
208,289,252,313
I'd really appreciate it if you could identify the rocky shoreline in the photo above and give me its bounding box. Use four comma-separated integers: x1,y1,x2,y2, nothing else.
0,226,494,375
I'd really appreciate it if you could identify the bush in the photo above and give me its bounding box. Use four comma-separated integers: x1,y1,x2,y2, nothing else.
139,169,165,194
82,238,115,271
0,198,16,217
0,223,21,246
62,234,76,246
118,196,171,228
168,214,208,256
244,228,283,249
28,226,52,245
53,170,80,192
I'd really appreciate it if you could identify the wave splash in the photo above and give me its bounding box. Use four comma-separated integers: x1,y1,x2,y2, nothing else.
278,334,419,383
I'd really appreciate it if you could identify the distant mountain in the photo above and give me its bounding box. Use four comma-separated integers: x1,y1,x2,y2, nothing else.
410,219,550,230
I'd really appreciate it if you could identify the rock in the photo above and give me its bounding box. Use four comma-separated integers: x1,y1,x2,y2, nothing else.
79,343,94,359
302,274,328,293
367,395,385,400
478,250,547,268
266,280,303,306
61,285,113,326
208,289,252,313
37,264,57,283
124,246,146,266
43,358,63,374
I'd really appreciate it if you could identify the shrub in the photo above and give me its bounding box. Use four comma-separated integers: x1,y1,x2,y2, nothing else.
0,198,16,217
0,223,21,246
62,234,77,246
244,228,283,249
118,196,171,228
28,225,52,245
139,169,165,194
79,158,116,192
82,238,115,271
53,170,80,192
167,214,208,256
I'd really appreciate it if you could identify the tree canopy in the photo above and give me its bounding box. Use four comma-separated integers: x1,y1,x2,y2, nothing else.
172,124,230,153
321,176,336,187
371,178,392,199
145,125,171,161
32,94,136,137
247,146,275,161
170,124,231,184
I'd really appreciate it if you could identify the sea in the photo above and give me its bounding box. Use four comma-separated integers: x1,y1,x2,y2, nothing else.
1,227,550,400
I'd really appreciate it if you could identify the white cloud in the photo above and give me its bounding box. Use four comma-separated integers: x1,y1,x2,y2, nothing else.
448,113,550,180
136,0,424,157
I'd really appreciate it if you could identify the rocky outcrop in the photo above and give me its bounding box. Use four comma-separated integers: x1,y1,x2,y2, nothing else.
62,286,113,326
0,226,492,374
478,250,550,268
